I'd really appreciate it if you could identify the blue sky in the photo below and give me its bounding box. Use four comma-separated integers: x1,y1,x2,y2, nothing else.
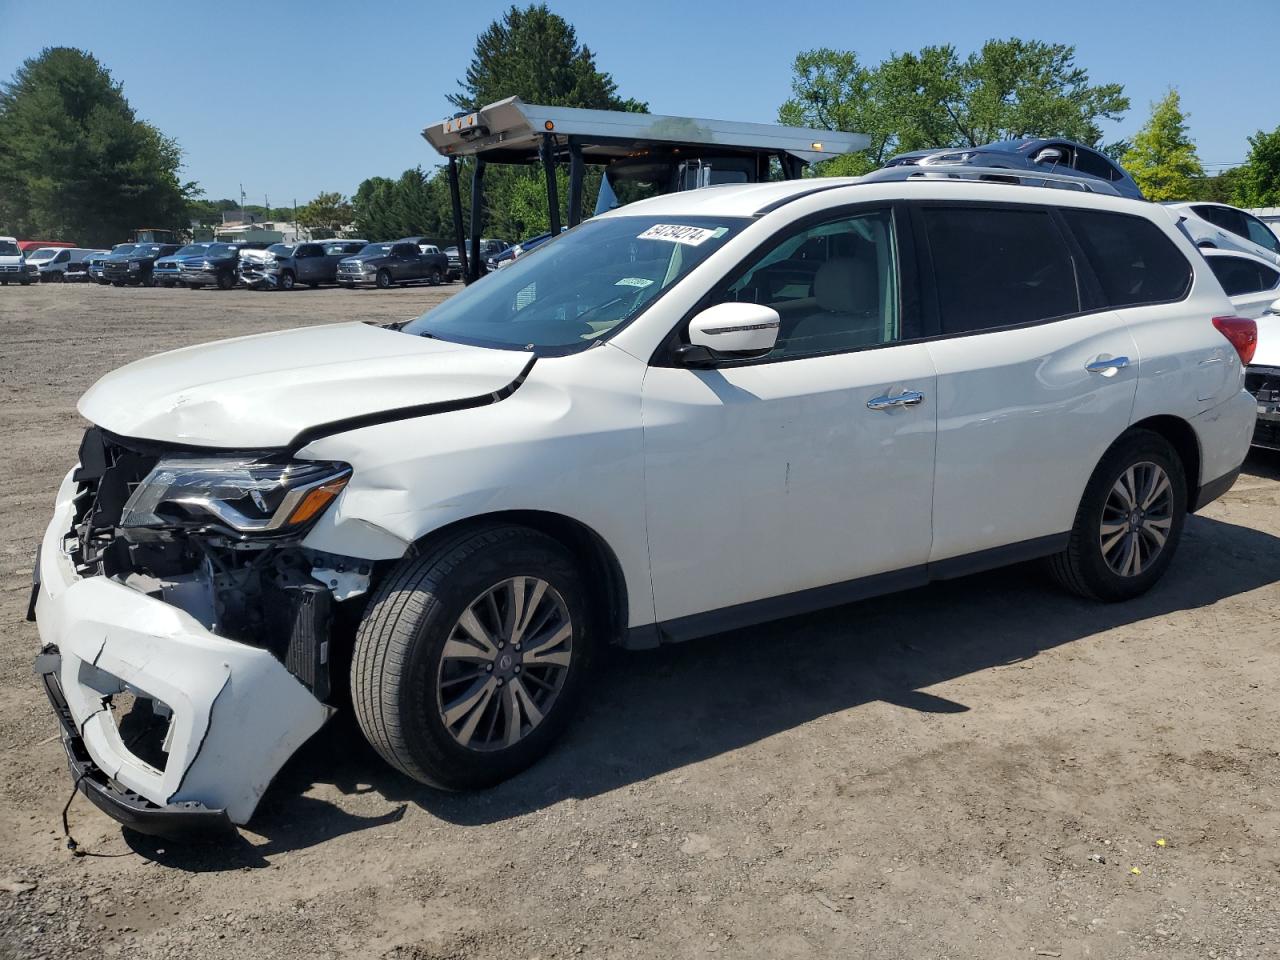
2,0,1276,203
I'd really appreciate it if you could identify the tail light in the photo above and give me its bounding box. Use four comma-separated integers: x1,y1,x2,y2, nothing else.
1212,316,1257,366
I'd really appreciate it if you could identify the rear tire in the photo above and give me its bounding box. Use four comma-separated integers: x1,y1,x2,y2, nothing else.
1049,429,1187,602
429,267,443,286
351,525,594,790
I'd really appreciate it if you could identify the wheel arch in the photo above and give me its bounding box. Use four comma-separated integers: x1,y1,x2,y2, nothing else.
1122,415,1202,509
408,510,631,647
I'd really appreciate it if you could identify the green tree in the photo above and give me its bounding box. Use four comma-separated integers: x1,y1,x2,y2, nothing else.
296,191,353,239
779,39,1129,175
1121,89,1204,201
0,47,193,246
449,3,642,112
1233,127,1280,207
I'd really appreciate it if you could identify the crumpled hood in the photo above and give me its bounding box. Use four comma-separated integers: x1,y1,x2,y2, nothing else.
1255,313,1280,368
78,322,531,448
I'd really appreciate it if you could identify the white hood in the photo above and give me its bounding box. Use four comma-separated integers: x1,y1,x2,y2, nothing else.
78,322,531,447
1255,313,1280,368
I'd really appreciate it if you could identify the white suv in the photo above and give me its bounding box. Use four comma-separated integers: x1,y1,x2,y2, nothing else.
31,172,1258,834
1166,201,1280,265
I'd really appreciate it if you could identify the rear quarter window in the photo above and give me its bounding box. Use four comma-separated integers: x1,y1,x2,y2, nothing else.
1061,209,1192,307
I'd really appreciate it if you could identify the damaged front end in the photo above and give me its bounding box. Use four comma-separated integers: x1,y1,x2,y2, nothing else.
32,427,375,834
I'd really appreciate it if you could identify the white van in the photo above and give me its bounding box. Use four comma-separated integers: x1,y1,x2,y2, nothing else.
0,236,38,285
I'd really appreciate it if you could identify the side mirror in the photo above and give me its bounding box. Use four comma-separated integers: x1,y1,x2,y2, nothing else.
1267,298,1280,316
675,302,780,366
1032,147,1066,166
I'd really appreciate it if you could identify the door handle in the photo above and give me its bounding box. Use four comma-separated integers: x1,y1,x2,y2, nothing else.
866,389,925,411
1085,355,1130,375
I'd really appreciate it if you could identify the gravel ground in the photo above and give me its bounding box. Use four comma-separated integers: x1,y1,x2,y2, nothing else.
1,282,1278,960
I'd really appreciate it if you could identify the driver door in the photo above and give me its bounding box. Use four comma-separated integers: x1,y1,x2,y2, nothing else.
640,206,937,632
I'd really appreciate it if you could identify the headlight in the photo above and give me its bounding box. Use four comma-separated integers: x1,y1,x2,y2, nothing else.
202,260,215,269
24,262,38,272
120,458,352,534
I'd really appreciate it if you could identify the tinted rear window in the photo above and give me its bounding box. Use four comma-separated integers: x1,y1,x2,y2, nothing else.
922,206,1080,334
1062,209,1191,306
1208,256,1280,297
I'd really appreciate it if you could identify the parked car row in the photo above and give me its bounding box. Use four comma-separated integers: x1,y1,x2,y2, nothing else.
58,238,462,291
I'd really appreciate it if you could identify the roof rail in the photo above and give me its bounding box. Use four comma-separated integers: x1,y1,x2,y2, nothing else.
859,165,1123,197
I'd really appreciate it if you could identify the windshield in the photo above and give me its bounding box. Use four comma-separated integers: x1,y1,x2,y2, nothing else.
132,244,164,257
173,244,208,257
204,243,238,257
26,248,59,262
0,241,18,256
325,242,356,255
266,243,294,256
403,215,747,352
111,244,136,254
358,243,392,256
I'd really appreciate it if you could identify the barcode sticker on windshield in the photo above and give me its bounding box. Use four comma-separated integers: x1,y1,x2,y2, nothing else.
637,224,717,246
615,277,655,288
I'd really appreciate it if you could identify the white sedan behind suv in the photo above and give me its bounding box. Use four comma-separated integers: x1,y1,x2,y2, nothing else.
30,171,1258,836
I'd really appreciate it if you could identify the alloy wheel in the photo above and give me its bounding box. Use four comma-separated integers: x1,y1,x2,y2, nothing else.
436,576,573,752
1099,461,1174,577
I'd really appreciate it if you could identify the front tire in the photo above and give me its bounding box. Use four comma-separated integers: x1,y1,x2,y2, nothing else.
375,269,392,289
216,271,234,291
279,270,295,291
351,525,594,790
1049,429,1187,602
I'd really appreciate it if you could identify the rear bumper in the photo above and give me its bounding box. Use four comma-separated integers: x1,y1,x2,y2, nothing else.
31,470,333,828
1246,365,1280,450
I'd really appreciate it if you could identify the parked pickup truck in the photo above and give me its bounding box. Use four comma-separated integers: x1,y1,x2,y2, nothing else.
153,244,211,287
336,240,448,288
178,242,266,290
103,243,182,286
87,245,135,284
239,239,368,290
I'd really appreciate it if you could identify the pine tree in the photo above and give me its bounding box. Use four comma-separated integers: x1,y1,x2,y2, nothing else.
1121,90,1204,201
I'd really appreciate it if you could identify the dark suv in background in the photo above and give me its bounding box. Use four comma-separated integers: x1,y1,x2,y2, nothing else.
336,241,448,288
445,238,511,281
102,243,182,286
239,239,368,290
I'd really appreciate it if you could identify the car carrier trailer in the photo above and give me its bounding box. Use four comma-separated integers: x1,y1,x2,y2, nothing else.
423,96,867,283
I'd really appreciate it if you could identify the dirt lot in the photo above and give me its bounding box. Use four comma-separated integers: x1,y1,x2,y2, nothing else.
1,282,1278,960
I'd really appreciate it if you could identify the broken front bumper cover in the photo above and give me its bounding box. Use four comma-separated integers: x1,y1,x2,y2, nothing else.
36,648,234,837
32,470,334,832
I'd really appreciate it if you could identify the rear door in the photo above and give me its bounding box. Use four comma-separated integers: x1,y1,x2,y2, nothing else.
391,243,417,280
295,244,323,282
914,202,1139,564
